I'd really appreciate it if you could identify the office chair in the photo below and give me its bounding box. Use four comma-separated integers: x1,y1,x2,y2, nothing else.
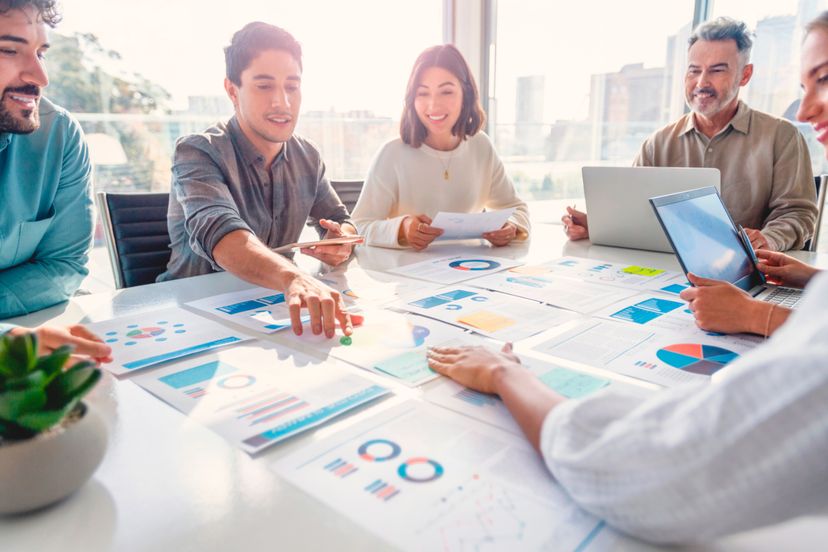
330,180,364,213
807,174,826,252
96,191,172,289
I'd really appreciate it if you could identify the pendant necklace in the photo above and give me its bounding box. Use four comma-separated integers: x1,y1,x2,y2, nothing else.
439,151,454,180
438,144,458,180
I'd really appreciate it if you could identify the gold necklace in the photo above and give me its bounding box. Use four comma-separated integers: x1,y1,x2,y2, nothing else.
438,150,454,180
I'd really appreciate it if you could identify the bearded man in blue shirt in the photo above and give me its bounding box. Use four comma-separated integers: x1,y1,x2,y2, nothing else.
0,0,93,318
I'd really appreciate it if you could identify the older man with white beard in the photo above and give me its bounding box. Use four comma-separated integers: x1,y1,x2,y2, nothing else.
563,17,818,252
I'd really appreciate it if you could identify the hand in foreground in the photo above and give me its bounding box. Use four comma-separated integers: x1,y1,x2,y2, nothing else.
755,250,819,289
679,273,765,334
428,343,522,395
300,219,358,266
743,227,770,250
284,272,353,338
483,222,518,247
400,214,444,250
9,324,113,366
561,206,589,240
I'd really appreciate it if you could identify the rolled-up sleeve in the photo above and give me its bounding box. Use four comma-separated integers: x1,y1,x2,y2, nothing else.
308,159,352,237
540,287,828,544
761,124,817,251
171,140,252,270
485,147,531,238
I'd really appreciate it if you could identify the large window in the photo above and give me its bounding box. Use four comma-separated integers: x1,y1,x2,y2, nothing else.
490,0,828,201
711,0,828,175
52,0,444,193
490,1,695,200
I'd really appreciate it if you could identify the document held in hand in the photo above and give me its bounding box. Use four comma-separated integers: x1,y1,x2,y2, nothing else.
431,208,516,240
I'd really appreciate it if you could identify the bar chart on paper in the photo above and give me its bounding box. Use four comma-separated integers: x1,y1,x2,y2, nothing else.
273,402,606,551
132,344,389,454
395,287,577,342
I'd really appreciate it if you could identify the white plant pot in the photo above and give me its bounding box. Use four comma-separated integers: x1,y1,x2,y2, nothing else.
0,402,108,515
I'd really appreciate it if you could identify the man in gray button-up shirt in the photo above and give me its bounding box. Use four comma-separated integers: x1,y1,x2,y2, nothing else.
160,22,358,338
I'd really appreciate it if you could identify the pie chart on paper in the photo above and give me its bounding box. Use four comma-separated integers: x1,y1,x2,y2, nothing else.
656,344,739,376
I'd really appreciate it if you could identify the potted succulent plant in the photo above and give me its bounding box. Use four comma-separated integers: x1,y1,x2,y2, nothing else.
0,331,108,514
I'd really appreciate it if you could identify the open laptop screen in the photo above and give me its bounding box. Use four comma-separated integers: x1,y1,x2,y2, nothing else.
650,187,759,291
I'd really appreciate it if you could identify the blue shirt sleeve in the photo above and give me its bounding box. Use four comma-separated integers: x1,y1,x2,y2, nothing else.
0,114,93,317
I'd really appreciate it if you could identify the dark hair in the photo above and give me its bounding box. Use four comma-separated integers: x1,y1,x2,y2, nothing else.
400,44,485,148
0,0,61,27
224,22,302,85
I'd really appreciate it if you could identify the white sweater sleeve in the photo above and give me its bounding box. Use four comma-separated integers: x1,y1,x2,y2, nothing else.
351,145,407,249
539,272,828,544
482,137,531,238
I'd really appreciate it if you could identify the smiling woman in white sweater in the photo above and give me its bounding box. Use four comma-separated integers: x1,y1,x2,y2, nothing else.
351,44,530,250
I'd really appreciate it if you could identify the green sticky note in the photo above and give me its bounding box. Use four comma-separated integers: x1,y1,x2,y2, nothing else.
538,367,610,399
374,350,435,384
622,265,665,277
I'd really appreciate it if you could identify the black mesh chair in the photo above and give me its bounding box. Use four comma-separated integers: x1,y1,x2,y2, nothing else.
810,174,826,252
805,175,826,252
330,179,364,213
96,192,171,289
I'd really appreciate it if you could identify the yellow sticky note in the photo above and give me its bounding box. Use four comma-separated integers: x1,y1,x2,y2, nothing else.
458,310,516,332
622,265,665,277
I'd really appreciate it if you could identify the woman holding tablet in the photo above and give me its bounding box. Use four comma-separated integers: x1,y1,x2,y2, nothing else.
427,13,828,544
351,45,529,250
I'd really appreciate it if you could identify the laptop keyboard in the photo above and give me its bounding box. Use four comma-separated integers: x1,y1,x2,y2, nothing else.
763,287,802,308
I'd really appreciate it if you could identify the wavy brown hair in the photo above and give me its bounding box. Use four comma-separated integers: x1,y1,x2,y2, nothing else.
0,0,61,27
400,44,485,148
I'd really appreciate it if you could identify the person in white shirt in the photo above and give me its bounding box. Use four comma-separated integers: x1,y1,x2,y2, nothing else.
351,44,529,250
427,15,828,543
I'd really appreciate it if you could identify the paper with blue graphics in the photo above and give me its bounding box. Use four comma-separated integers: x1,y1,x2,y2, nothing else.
424,356,610,436
88,306,252,376
280,308,473,387
593,293,700,334
392,287,578,342
272,401,609,551
431,208,516,240
386,254,522,286
469,270,638,314
132,342,390,454
187,286,310,334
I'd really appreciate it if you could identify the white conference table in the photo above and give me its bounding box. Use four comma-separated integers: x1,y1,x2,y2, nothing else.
2,221,827,552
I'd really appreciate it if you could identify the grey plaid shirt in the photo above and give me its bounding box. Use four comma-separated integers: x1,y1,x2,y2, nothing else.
159,117,350,281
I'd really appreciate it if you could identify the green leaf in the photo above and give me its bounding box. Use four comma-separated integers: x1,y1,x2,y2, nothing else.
0,418,37,440
4,371,48,392
45,363,100,408
16,404,74,433
3,333,38,376
34,345,73,384
0,388,47,419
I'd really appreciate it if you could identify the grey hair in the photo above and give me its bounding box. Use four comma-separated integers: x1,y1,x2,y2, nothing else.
688,17,754,66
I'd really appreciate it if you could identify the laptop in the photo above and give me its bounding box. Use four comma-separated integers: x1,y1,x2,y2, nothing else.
582,166,720,252
650,186,802,308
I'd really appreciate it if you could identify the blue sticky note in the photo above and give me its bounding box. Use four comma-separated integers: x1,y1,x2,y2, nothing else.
374,350,435,384
538,367,610,399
